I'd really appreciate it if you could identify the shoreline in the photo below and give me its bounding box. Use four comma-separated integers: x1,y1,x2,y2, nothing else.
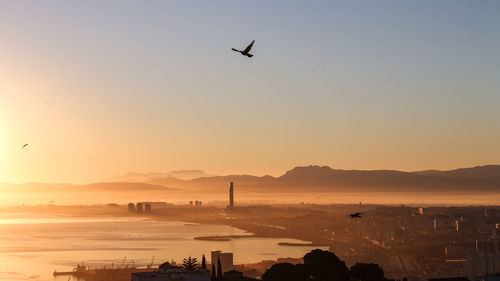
193,234,256,241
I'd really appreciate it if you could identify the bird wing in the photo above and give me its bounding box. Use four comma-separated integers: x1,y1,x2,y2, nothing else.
22,144,28,149
243,40,255,53
231,48,240,52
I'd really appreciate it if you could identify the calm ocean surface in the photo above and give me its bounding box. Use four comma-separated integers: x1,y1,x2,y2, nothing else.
0,213,323,281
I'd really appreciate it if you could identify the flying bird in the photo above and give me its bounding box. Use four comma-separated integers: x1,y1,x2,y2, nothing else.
232,40,255,57
21,144,28,149
350,212,362,218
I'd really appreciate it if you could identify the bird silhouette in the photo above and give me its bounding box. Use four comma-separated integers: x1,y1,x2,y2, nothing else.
21,144,28,149
232,40,255,57
350,212,362,218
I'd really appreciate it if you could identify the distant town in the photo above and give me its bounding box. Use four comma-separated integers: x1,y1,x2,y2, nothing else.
10,181,499,281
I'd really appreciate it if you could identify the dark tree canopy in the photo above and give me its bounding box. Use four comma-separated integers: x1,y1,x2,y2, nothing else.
293,264,310,281
262,263,304,281
159,262,173,269
303,249,349,281
261,249,387,281
350,263,387,281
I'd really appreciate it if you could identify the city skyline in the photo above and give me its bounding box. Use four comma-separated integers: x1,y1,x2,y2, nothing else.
1,0,500,183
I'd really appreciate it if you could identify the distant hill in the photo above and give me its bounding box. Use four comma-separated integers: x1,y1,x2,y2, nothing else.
105,170,213,182
1,165,499,206
81,182,175,191
276,165,500,191
147,165,500,193
0,181,177,206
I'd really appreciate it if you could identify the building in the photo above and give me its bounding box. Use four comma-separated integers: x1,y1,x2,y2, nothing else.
132,263,209,281
145,203,152,213
128,203,135,213
212,250,233,273
229,182,234,208
465,251,500,280
136,202,144,213
434,214,450,232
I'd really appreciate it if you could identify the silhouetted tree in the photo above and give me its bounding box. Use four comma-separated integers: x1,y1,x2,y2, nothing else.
350,263,387,281
182,256,199,271
261,263,306,281
304,249,349,281
294,263,310,281
211,263,217,281
261,250,389,281
217,257,223,281
159,262,172,269
201,255,207,270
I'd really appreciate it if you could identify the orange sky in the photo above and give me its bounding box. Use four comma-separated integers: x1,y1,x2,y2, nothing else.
1,1,500,183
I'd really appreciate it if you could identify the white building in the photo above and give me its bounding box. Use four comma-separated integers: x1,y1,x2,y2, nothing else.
211,250,233,273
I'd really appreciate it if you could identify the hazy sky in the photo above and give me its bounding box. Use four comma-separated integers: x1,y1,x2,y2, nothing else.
1,0,500,183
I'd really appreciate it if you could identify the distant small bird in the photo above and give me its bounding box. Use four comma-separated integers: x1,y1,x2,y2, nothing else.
232,40,255,57
22,144,28,149
350,212,362,218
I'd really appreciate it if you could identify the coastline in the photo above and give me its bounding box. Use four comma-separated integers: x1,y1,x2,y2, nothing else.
193,234,256,241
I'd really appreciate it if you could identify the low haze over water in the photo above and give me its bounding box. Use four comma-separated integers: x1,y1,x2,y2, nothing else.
0,214,324,281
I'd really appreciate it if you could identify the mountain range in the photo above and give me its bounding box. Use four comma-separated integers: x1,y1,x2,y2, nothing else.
1,165,499,206
119,165,500,193
105,170,214,182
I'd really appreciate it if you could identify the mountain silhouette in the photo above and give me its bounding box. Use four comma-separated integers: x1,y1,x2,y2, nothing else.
2,165,499,206
147,165,500,193
106,170,213,182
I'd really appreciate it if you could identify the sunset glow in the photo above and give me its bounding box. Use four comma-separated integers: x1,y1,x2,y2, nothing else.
0,2,499,281
1,1,499,184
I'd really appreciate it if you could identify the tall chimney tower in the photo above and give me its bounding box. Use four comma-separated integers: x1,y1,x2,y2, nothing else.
229,182,234,208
